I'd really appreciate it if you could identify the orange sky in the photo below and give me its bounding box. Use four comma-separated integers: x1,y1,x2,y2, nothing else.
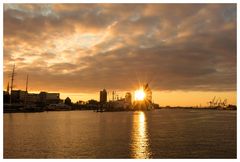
3,4,236,106
59,90,236,107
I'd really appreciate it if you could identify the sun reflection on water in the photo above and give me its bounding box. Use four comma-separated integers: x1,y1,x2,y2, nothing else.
130,111,151,159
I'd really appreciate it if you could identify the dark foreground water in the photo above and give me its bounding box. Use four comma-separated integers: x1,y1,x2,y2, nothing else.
4,109,236,158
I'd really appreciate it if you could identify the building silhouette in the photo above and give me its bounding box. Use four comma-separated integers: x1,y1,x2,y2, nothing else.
100,89,107,103
11,90,26,103
3,91,10,103
39,92,61,105
27,93,39,104
65,97,72,106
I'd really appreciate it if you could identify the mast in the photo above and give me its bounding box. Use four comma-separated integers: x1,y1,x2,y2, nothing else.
24,74,29,109
7,81,9,94
10,64,16,104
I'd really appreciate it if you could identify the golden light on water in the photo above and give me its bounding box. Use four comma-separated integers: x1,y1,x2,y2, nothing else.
130,111,151,158
134,88,146,101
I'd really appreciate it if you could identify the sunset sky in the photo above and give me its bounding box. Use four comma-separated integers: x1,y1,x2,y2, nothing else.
3,3,236,106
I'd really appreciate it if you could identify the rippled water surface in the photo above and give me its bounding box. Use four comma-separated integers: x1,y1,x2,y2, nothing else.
4,109,236,158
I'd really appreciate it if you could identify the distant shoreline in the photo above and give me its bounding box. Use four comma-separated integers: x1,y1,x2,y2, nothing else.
3,107,236,113
159,107,236,110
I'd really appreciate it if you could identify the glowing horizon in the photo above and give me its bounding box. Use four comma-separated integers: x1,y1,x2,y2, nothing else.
3,88,235,107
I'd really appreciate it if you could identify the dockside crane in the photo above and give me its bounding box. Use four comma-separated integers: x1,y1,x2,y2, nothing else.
208,96,216,107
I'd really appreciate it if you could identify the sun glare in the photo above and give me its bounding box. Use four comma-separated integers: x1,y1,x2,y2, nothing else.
135,88,145,101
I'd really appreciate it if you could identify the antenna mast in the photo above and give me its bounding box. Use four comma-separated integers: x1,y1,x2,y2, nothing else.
10,64,16,104
7,82,9,93
24,74,29,109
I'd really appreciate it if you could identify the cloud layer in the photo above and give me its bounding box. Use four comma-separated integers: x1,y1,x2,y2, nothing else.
4,4,236,93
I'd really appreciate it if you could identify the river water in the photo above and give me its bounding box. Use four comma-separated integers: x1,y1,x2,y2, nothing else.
4,109,236,158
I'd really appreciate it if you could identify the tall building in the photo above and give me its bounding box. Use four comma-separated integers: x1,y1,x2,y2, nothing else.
100,89,107,103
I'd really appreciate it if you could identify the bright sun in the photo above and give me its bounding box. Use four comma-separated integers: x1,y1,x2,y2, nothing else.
135,88,145,101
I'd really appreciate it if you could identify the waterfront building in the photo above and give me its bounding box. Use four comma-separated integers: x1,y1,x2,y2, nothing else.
39,92,61,105
3,91,10,103
27,93,39,104
100,89,107,103
107,99,125,110
11,90,27,103
111,99,125,109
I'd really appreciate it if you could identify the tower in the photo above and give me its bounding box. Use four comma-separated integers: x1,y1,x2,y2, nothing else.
100,89,107,103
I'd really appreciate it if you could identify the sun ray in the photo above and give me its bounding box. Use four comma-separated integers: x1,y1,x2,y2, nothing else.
134,87,145,101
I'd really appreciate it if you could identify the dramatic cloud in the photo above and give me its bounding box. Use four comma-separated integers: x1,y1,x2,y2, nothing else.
3,4,236,93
